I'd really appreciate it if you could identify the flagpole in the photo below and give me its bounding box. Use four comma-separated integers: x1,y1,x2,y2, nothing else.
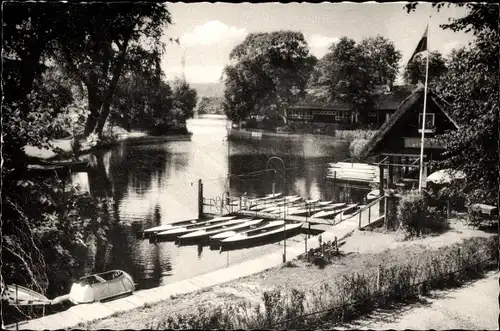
418,18,431,193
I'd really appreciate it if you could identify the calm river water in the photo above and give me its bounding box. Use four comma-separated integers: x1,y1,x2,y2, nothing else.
68,115,369,296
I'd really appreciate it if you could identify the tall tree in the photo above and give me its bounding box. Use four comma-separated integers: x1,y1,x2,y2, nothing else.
318,36,402,124
406,3,499,204
359,35,402,87
110,71,174,132
172,78,198,120
2,2,77,171
223,31,317,123
55,3,173,137
196,96,224,115
403,51,448,86
0,2,173,298
2,3,71,106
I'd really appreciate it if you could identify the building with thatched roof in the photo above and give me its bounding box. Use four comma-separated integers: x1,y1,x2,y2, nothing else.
359,85,459,192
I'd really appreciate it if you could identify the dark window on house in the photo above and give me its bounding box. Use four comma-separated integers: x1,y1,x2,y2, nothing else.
418,113,435,133
418,113,435,128
336,111,345,121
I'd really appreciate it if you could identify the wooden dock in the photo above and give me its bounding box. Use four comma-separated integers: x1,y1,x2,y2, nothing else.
234,195,385,229
233,209,336,225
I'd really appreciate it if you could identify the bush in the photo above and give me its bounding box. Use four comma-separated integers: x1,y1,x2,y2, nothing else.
397,191,426,237
148,123,189,136
242,118,258,129
276,125,294,134
313,256,328,269
349,138,369,159
397,190,448,238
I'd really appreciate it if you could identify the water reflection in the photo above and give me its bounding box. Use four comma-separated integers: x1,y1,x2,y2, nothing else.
66,115,370,295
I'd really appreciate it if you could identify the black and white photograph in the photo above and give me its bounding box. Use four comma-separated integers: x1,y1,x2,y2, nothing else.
2,1,499,330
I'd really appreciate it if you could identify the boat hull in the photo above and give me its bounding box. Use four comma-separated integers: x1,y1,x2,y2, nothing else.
220,223,304,251
334,205,360,222
151,216,236,242
69,270,134,304
142,218,199,237
209,220,284,246
2,284,51,307
178,219,260,245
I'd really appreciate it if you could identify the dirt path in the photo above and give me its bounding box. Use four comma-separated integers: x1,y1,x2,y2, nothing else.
337,270,499,330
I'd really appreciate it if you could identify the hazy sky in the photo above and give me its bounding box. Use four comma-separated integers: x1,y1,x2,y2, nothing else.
160,2,474,84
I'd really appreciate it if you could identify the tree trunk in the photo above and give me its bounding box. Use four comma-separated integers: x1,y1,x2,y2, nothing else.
83,89,102,137
84,112,99,137
93,36,132,136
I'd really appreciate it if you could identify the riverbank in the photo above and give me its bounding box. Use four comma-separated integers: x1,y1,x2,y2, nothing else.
23,130,192,161
229,128,329,140
229,128,376,141
81,217,496,330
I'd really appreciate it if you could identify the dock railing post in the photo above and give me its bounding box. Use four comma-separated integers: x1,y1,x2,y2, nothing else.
377,265,381,292
368,204,371,224
358,210,362,228
198,179,203,219
305,232,307,254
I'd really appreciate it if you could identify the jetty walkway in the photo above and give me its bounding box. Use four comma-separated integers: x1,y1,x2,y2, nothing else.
6,199,384,330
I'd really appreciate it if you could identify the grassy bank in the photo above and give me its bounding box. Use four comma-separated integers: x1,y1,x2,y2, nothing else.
148,236,497,330
83,219,497,330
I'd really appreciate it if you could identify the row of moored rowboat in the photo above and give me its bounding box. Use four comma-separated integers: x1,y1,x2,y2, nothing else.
142,193,366,250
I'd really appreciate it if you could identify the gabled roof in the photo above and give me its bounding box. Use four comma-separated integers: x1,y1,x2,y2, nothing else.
374,85,414,109
431,93,460,129
359,86,459,159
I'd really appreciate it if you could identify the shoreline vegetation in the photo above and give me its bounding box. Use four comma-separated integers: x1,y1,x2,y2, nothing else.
26,123,373,162
229,127,375,159
230,127,376,140
82,217,497,330
23,127,193,162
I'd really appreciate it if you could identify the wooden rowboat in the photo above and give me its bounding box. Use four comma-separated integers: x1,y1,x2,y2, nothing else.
220,222,304,250
209,220,284,243
178,219,264,245
2,284,51,307
143,218,199,237
334,204,361,222
155,217,243,240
